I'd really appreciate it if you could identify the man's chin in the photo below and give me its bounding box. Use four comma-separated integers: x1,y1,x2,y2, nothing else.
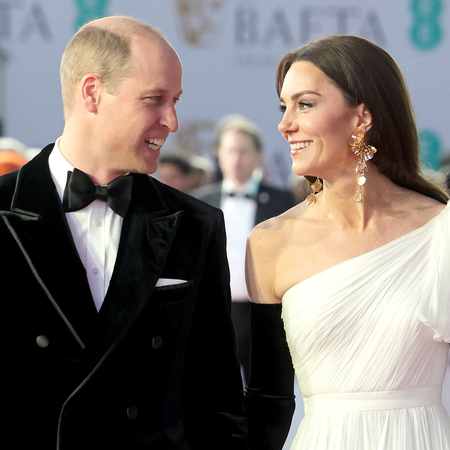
129,161,158,176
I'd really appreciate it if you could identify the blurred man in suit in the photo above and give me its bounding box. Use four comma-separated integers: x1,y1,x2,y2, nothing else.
0,16,247,450
192,114,297,384
158,151,213,193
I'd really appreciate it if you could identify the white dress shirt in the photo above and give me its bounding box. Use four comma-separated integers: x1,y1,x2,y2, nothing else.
48,139,123,311
220,179,258,301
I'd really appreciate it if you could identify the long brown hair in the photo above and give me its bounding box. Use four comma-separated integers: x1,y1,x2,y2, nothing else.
276,35,448,204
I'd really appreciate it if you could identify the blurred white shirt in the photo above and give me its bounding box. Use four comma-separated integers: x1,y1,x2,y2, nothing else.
221,178,258,301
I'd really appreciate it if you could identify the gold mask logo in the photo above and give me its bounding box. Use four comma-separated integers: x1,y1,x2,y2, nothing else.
174,120,216,156
174,0,227,47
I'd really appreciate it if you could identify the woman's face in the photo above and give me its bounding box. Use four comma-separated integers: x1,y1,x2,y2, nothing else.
278,61,365,180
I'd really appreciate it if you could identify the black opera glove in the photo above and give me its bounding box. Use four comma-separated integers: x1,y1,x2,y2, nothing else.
245,302,296,450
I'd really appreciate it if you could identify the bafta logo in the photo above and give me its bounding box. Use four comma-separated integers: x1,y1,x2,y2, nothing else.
174,0,227,47
175,120,216,157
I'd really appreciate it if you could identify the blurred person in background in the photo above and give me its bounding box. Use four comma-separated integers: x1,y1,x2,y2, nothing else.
192,114,297,384
158,150,213,193
0,136,30,175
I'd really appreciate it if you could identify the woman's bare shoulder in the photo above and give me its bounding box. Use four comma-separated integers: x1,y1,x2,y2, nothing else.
248,205,305,251
246,205,308,304
253,202,306,232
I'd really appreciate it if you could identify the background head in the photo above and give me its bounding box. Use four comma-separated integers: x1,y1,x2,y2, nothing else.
158,152,211,193
215,114,264,187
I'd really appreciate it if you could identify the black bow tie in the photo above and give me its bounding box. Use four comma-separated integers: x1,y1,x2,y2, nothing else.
62,168,133,217
226,191,254,200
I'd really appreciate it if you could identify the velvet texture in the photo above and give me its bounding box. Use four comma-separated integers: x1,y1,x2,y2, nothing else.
245,302,296,450
0,145,248,450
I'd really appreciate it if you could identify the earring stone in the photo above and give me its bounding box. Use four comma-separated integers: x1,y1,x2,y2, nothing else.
349,130,376,203
306,178,322,207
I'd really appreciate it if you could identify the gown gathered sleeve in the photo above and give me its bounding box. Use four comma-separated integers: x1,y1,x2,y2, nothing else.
418,204,450,343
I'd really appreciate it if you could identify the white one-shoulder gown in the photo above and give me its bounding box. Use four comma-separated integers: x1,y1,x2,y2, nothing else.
282,203,450,449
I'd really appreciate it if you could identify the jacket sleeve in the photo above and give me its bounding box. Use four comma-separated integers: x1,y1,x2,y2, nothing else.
245,302,295,450
183,208,248,449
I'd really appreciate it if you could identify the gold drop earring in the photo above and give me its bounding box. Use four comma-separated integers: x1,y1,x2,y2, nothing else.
349,129,377,202
306,177,322,207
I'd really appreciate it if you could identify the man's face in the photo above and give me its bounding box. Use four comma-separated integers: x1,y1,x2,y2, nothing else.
96,35,183,178
218,129,262,187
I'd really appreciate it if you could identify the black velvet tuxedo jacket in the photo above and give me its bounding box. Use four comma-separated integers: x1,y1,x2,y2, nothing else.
0,145,247,450
192,181,297,226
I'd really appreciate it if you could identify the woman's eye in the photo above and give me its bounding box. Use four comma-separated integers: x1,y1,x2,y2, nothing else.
279,104,286,113
298,101,313,110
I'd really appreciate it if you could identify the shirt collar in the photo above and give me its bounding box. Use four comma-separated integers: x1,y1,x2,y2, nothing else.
48,137,74,202
222,178,259,197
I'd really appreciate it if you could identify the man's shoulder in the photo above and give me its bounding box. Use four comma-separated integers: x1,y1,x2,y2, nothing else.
0,144,53,208
189,182,222,201
0,170,20,207
150,177,222,219
189,182,222,209
0,169,19,187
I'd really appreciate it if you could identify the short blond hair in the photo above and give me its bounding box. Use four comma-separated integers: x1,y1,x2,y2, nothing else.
215,114,264,154
60,16,167,117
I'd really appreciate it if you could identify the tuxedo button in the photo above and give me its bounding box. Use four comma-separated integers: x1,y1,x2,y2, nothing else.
152,336,163,349
36,335,49,348
127,405,139,419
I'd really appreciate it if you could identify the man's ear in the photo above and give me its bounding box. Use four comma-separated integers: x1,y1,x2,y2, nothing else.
80,74,102,113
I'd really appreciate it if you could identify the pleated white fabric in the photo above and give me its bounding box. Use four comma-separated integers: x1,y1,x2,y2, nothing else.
282,203,450,449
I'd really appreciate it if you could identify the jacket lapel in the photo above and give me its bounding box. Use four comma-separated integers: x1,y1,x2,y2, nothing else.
7,152,184,378
59,175,184,422
89,174,183,364
4,145,97,347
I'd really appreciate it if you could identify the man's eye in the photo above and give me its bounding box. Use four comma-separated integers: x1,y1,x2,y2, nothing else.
143,96,161,104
